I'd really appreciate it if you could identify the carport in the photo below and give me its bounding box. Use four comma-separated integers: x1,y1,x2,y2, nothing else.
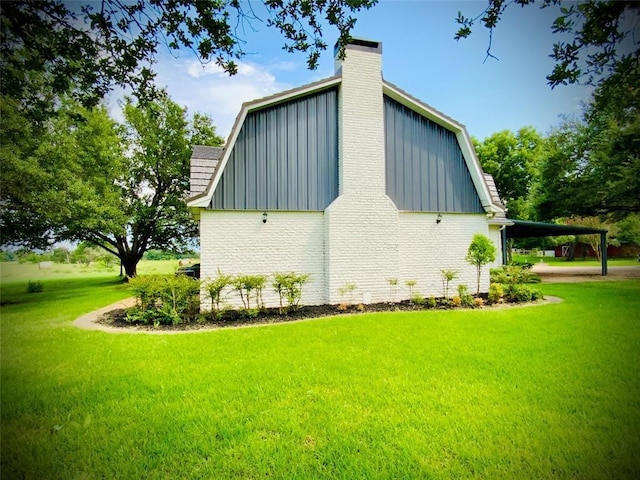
503,220,608,276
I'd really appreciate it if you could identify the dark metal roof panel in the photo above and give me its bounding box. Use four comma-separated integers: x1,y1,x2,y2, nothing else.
210,88,339,211
384,95,484,213
506,220,607,238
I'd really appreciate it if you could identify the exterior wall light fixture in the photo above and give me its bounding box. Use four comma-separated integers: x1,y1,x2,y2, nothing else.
436,213,443,224
262,211,268,223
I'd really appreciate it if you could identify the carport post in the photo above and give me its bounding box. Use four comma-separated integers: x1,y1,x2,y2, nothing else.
601,232,608,276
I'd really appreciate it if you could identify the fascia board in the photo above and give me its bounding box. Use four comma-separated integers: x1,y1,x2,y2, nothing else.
187,76,342,209
383,81,497,213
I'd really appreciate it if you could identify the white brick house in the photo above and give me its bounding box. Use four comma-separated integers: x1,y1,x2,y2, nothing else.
187,39,507,309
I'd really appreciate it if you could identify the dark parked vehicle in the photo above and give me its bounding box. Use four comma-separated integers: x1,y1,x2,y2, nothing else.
175,263,200,279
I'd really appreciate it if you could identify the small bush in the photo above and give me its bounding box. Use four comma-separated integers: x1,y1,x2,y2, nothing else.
427,296,437,308
338,282,357,306
505,284,534,303
451,296,462,307
233,274,267,311
411,292,425,306
127,275,199,326
474,297,485,308
204,271,233,317
26,280,43,293
273,272,310,314
457,284,474,308
488,283,504,304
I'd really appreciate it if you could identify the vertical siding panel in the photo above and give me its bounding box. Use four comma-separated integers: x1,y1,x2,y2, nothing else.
297,100,308,210
211,88,338,211
383,95,484,213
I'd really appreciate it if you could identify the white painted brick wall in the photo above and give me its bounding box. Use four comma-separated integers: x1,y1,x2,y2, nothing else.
199,210,325,310
398,213,496,297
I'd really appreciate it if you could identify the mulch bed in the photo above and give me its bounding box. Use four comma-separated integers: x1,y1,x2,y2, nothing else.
95,296,522,331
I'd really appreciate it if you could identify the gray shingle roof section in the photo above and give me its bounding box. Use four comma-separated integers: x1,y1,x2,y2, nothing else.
483,173,505,210
190,146,223,196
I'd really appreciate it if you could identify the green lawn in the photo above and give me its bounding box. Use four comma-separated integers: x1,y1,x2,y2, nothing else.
0,259,187,283
513,254,639,267
1,276,639,479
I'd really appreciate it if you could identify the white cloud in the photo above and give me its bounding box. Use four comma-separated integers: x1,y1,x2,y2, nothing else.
156,58,292,138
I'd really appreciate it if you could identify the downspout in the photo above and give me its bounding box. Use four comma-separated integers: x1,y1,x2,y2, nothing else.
501,226,508,265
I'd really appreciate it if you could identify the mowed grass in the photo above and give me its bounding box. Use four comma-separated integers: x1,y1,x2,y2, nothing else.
1,277,639,479
513,254,639,267
0,259,189,283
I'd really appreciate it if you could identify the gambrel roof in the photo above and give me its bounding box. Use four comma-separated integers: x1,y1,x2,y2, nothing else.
187,74,505,216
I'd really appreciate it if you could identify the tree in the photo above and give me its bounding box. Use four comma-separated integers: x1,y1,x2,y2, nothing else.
534,56,640,221
0,0,376,120
1,94,223,277
466,234,497,295
473,127,544,219
455,1,639,89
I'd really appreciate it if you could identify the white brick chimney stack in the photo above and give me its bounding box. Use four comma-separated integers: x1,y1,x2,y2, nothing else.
334,39,385,196
324,38,399,304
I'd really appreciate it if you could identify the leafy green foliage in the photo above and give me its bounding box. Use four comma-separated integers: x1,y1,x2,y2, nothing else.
490,265,543,303
272,272,310,314
488,282,504,304
233,274,268,311
457,284,474,308
1,94,223,277
440,269,459,299
466,234,497,295
127,274,199,326
204,271,234,317
455,1,639,89
25,280,43,294
0,0,376,121
473,127,544,219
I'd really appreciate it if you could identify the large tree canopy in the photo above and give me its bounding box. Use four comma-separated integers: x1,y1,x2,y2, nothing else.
456,0,639,88
0,0,376,119
473,127,545,220
535,56,639,221
0,95,223,277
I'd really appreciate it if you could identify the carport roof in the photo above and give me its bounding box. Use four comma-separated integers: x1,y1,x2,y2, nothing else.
506,220,607,239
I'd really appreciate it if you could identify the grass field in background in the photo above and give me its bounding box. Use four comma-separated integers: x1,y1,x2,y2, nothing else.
1,275,639,479
512,254,639,267
0,259,192,284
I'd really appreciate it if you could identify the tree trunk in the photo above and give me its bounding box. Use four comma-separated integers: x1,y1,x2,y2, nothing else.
121,255,141,279
566,241,576,261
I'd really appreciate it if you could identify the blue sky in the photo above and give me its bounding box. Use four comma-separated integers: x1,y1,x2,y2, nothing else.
135,0,593,141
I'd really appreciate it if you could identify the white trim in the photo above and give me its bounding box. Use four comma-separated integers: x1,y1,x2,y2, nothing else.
187,76,342,209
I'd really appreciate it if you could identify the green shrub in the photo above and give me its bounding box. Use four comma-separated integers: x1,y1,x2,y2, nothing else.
488,283,504,304
127,275,199,326
491,265,540,286
411,292,425,306
440,269,459,299
273,272,310,314
505,284,533,303
457,284,474,308
204,271,233,317
26,280,43,293
233,274,268,311
427,296,437,308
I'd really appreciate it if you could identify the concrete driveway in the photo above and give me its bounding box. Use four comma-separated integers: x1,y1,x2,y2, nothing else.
531,262,640,283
